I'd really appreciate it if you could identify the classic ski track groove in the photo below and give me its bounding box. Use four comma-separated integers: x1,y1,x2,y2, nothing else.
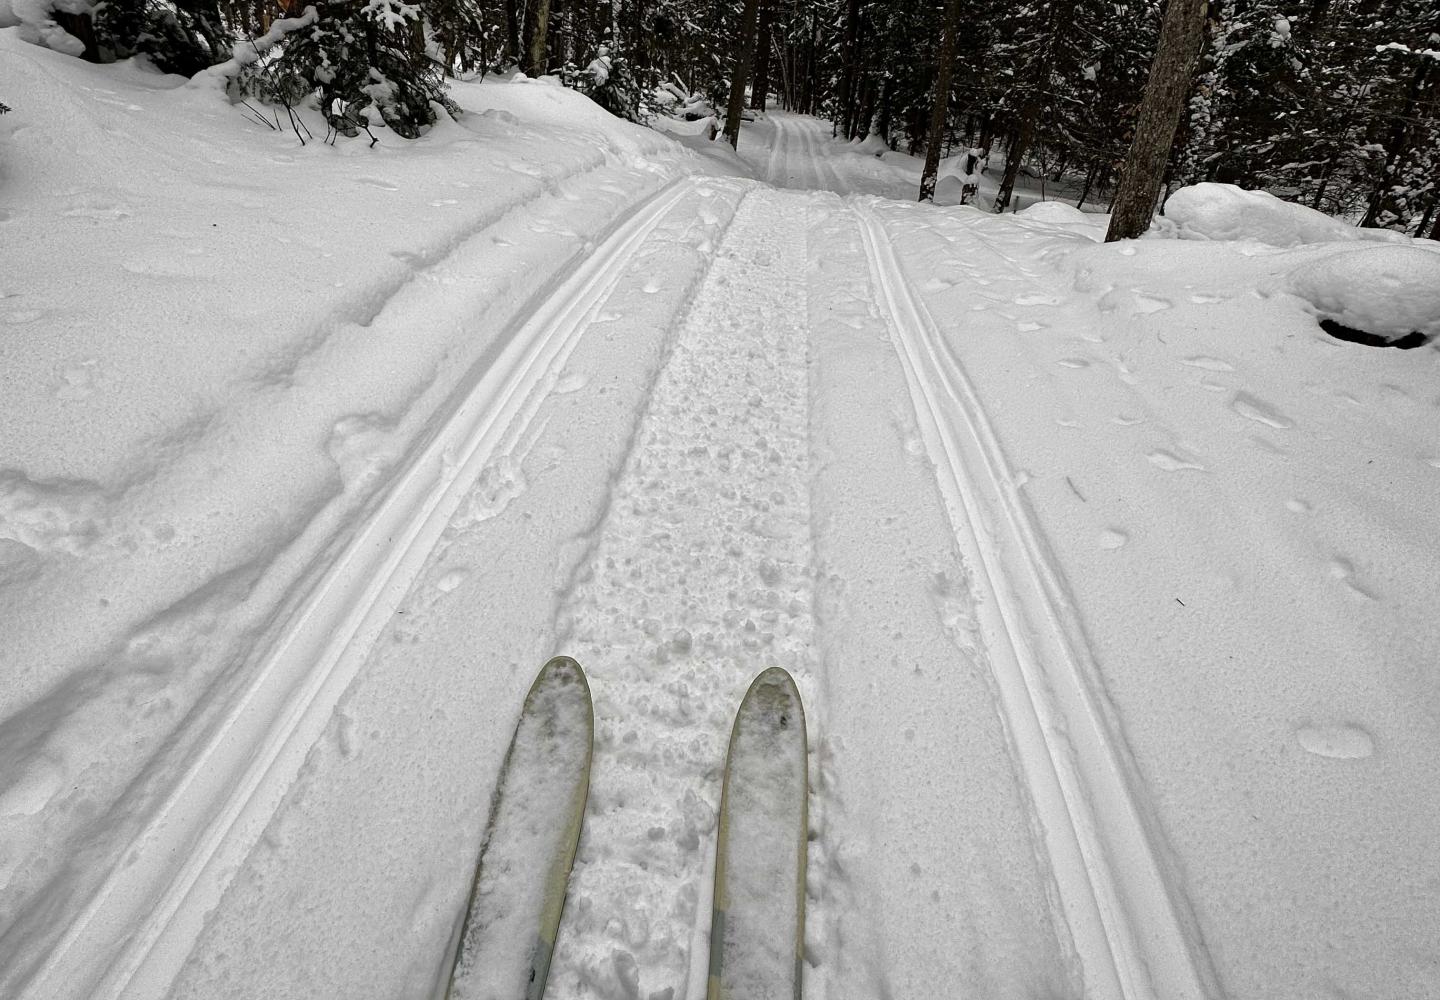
854,206,1217,1000
24,177,699,1000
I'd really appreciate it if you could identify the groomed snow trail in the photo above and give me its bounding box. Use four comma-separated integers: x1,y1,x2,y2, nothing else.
546,186,817,999
855,203,1218,1000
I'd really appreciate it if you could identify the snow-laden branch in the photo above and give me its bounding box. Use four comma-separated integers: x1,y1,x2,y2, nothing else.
190,6,320,91
1374,41,1440,62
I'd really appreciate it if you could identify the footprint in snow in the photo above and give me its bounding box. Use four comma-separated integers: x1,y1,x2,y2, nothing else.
1295,722,1374,760
1132,293,1173,314
1181,356,1235,372
1249,435,1286,456
1286,498,1313,513
1229,391,1294,429
1096,528,1129,550
0,755,66,818
553,372,587,394
56,360,100,400
434,568,470,594
1189,292,1228,304
1057,357,1091,369
357,177,400,191
1147,449,1207,472
1329,557,1378,601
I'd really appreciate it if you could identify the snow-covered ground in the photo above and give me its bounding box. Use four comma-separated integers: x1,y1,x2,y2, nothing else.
3,35,1439,1000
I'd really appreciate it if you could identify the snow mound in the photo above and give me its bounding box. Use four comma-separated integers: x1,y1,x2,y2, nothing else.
933,173,969,206
1163,182,1402,247
1287,245,1440,339
1017,201,1092,225
853,134,889,157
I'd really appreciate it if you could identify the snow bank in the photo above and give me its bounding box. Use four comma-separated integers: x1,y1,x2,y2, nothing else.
1162,182,1402,247
1017,200,1094,225
852,134,888,157
1287,245,1440,339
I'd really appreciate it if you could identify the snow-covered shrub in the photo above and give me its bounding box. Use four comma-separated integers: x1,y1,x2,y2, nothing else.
234,0,457,140
12,0,228,75
566,41,644,123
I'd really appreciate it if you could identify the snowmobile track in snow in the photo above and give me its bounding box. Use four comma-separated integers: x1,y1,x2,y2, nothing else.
23,177,701,1000
855,206,1220,1000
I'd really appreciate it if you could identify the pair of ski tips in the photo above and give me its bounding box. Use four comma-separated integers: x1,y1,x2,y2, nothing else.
444,656,808,1000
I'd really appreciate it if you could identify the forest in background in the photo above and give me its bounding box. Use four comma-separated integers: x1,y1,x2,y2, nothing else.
4,0,1438,237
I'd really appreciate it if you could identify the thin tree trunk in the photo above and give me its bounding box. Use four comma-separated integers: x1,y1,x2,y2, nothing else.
877,71,894,146
919,0,962,202
1076,161,1098,209
992,99,1039,213
1416,198,1437,240
837,0,862,137
1105,0,1209,241
723,0,764,149
506,0,521,67
751,0,773,111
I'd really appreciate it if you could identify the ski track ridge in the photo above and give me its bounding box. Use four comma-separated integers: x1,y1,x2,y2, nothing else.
853,203,1221,1000
18,177,701,1000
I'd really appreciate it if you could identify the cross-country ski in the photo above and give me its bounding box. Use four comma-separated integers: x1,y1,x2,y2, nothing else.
708,668,809,1000
445,656,593,1000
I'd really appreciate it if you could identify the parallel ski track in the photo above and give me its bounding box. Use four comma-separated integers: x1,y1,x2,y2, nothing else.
768,114,831,192
854,206,1219,1000
23,177,699,1000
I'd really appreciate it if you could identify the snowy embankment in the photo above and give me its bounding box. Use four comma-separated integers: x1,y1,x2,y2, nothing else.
3,33,1439,1000
0,32,704,995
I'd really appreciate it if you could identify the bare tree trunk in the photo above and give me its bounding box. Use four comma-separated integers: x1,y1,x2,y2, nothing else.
1075,161,1098,209
919,0,961,202
522,0,552,77
506,0,521,67
877,71,894,146
837,0,862,137
723,0,764,149
992,99,1039,213
1416,198,1437,240
1105,0,1208,241
751,0,773,111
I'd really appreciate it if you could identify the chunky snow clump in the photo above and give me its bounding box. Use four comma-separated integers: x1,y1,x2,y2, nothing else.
1287,246,1440,339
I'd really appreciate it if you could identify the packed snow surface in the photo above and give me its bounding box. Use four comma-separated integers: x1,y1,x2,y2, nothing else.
2,34,1439,1000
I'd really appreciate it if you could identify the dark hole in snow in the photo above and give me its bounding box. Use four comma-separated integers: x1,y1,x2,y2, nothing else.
779,713,789,728
1320,319,1431,351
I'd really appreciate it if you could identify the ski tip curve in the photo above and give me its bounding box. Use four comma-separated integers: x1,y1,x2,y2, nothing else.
535,654,590,694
